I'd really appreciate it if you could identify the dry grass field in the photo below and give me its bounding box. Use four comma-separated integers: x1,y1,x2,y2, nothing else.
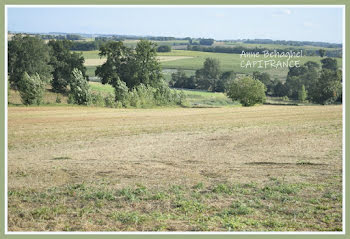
8,105,342,231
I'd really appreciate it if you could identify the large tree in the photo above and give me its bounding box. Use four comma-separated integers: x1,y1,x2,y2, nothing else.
8,35,52,89
308,69,342,105
134,40,163,88
95,40,162,90
48,39,86,93
195,58,221,91
285,61,319,98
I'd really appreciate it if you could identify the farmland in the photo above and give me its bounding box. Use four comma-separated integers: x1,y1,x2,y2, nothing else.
8,105,342,231
81,49,342,81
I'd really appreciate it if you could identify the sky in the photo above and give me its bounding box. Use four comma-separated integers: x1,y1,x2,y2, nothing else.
7,6,344,43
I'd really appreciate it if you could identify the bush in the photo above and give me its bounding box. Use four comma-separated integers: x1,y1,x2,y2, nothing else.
91,92,105,107
298,85,307,103
226,77,266,106
104,94,115,108
112,81,186,108
55,95,62,103
69,69,91,105
157,45,171,52
18,72,45,105
114,79,129,106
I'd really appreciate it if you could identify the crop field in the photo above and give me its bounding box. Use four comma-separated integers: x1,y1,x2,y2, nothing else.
8,105,342,231
81,50,342,81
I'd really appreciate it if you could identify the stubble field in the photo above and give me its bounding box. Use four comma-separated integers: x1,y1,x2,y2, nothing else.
8,105,342,231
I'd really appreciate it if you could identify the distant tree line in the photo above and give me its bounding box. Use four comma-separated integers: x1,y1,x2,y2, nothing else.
243,39,342,49
187,45,342,58
39,34,83,40
170,56,342,106
170,58,235,92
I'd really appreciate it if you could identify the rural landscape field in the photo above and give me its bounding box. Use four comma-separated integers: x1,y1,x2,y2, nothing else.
7,6,343,232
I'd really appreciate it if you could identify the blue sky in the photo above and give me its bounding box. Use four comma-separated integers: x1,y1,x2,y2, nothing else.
7,7,343,43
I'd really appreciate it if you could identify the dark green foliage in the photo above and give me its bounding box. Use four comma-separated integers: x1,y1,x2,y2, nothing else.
95,41,134,88
273,87,288,98
217,71,236,92
171,62,235,92
318,49,326,57
66,34,83,40
321,58,338,71
18,72,45,105
170,70,196,89
252,72,274,95
195,58,221,91
8,35,52,89
308,69,342,105
157,45,171,52
48,40,87,93
285,61,319,98
69,69,91,105
95,40,162,90
199,38,214,46
226,77,266,106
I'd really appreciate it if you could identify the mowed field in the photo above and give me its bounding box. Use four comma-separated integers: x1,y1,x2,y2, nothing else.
8,105,342,231
81,50,343,81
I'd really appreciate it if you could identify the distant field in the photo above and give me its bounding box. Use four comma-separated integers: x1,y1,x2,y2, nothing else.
81,50,342,80
213,41,340,51
8,105,342,231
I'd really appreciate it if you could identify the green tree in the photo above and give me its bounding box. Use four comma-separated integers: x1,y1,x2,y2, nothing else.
134,40,163,88
285,61,319,98
8,35,52,89
114,78,129,105
273,81,288,97
95,41,133,87
69,69,91,105
252,72,273,95
298,84,307,102
95,40,162,90
216,71,236,92
18,72,45,105
195,58,221,91
226,77,266,106
318,49,326,57
321,58,338,71
48,40,86,93
157,45,171,52
308,69,342,105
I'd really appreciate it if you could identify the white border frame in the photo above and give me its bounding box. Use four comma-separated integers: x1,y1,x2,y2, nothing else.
4,4,346,235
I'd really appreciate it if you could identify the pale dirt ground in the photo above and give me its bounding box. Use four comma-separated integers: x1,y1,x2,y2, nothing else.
8,105,342,191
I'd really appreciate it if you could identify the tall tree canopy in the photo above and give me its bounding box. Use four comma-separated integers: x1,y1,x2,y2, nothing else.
48,39,86,93
8,35,52,89
95,40,162,90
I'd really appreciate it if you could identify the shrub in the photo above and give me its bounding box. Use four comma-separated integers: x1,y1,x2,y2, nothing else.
18,72,45,105
298,85,307,102
91,92,105,107
55,95,62,103
69,69,91,105
157,45,171,52
114,79,129,106
104,94,115,108
226,77,266,106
